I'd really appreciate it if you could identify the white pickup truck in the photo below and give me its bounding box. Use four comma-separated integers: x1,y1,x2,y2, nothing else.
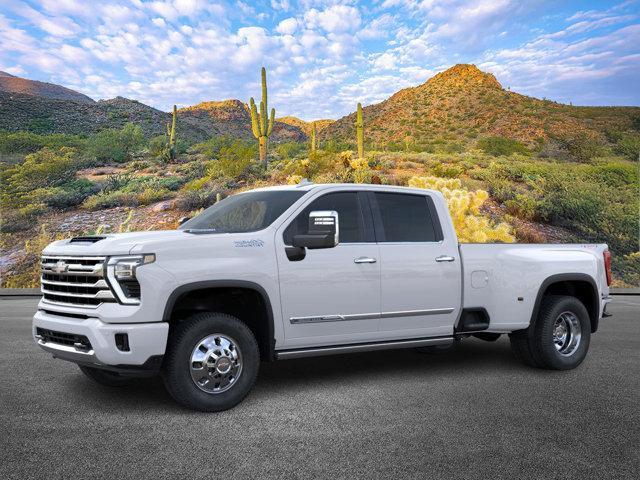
33,183,613,411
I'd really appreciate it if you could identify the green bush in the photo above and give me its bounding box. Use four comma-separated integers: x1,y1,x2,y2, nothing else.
275,141,306,160
83,187,173,210
0,131,87,154
0,147,80,209
615,133,640,160
207,140,257,178
88,123,144,162
477,136,529,156
555,133,603,162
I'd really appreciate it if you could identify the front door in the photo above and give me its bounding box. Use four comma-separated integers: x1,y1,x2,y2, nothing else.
275,191,381,349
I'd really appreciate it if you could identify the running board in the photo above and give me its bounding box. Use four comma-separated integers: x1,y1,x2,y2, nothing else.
276,337,454,360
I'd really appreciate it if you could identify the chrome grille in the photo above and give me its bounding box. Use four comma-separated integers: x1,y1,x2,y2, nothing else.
41,256,115,307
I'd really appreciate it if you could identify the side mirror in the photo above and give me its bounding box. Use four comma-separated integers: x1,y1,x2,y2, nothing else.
292,210,339,249
178,216,191,226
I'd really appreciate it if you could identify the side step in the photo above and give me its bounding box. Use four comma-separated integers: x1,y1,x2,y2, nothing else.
455,308,490,333
276,336,454,360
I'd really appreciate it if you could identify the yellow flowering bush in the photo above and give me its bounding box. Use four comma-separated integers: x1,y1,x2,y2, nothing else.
409,175,515,243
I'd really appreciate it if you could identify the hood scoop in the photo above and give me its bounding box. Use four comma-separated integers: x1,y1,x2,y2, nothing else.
69,236,107,244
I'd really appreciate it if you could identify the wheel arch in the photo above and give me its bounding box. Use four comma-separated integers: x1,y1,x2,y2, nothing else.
163,280,276,361
530,273,600,333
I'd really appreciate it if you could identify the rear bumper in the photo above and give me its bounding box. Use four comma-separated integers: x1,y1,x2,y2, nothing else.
33,309,168,371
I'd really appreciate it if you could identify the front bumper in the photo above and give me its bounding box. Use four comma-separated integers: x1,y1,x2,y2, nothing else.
33,309,168,372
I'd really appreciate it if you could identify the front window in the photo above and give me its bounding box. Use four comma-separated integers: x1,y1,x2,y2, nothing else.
181,190,305,233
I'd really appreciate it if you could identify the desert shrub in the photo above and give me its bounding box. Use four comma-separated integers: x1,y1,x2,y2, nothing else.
282,151,337,180
477,136,529,156
148,135,167,157
0,131,87,154
1,225,67,288
613,252,640,287
505,194,539,220
432,163,464,178
207,140,256,178
83,187,173,210
409,175,514,243
554,132,603,162
174,190,218,211
474,158,638,256
192,136,237,158
275,142,306,160
0,147,80,209
615,133,640,160
88,123,144,162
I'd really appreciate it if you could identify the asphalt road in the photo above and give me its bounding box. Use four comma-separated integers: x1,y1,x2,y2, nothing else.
1,297,639,479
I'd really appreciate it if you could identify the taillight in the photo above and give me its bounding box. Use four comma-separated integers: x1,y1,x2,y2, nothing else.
603,250,612,286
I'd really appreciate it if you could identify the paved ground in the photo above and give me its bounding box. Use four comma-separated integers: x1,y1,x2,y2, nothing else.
1,297,638,480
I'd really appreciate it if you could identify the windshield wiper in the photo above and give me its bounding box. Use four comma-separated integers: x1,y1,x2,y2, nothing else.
183,228,218,234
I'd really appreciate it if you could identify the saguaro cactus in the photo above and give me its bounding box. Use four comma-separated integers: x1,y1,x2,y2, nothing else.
249,67,275,167
355,102,364,160
310,122,317,152
166,104,177,161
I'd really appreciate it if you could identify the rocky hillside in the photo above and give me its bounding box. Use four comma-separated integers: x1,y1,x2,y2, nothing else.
0,71,94,104
0,74,306,143
277,116,334,135
321,64,640,148
179,100,306,142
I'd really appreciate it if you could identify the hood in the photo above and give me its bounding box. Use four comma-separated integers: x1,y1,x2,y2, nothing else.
43,230,188,256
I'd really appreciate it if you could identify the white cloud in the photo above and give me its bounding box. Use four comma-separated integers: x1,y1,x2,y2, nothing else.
305,5,361,33
276,17,298,35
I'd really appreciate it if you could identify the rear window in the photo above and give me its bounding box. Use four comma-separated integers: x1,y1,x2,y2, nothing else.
372,192,440,242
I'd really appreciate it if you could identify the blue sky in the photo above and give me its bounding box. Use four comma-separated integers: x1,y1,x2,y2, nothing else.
0,0,638,120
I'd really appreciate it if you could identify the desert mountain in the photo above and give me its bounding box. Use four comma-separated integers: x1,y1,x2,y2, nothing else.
277,116,334,135
321,64,639,147
179,100,306,142
0,87,304,144
0,71,94,104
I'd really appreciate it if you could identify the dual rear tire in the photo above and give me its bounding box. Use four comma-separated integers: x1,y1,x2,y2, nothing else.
509,295,591,370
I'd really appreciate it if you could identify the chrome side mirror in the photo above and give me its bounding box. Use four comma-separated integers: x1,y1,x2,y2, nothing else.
292,210,339,249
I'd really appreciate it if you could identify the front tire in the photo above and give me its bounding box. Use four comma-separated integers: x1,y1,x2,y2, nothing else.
509,295,591,370
162,312,259,412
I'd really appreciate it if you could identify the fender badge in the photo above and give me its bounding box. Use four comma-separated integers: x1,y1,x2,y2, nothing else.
234,239,264,248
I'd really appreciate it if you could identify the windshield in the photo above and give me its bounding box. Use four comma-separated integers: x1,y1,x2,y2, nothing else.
180,190,306,233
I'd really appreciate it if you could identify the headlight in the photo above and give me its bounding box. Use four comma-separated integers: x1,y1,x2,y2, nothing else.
106,254,155,304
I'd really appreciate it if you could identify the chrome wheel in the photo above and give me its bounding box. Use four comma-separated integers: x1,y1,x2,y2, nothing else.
552,311,582,356
190,334,242,394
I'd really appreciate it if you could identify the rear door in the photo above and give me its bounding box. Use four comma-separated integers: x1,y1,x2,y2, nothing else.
369,191,461,338
275,190,381,349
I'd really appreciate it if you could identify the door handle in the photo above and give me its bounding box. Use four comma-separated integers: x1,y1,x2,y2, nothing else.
354,257,377,264
435,255,455,262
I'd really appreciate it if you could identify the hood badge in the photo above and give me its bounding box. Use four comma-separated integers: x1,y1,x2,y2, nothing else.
234,239,264,248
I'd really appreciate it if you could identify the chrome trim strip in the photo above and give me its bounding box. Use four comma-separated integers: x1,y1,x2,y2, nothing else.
380,308,454,318
42,256,106,261
290,308,455,324
41,278,108,288
37,339,98,363
40,269,103,277
276,337,454,359
41,288,115,300
41,298,101,309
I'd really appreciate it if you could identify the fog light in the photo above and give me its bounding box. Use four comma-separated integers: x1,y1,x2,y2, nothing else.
115,333,130,351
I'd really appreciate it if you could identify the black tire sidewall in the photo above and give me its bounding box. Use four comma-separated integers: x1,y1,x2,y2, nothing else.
535,296,591,370
163,313,259,412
